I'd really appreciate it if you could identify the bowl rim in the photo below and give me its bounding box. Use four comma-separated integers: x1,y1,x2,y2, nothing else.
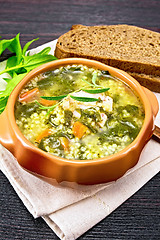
7,58,153,166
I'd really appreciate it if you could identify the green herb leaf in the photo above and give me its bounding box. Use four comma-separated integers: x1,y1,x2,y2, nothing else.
83,88,110,94
70,95,99,102
24,54,57,68
0,73,27,114
26,47,51,57
41,95,67,101
7,33,22,63
0,96,8,114
22,38,39,56
36,47,51,55
6,55,17,69
2,78,11,82
0,73,27,98
0,33,22,56
0,33,22,64
6,56,19,77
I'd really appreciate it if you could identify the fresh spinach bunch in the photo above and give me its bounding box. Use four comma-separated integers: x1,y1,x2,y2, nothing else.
0,33,57,114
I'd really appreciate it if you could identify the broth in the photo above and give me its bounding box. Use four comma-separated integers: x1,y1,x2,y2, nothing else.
15,65,145,160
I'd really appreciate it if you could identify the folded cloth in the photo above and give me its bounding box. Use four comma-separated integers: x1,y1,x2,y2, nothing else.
1,140,160,240
0,40,160,240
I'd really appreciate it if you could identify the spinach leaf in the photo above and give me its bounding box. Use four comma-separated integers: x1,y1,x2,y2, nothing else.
15,102,41,118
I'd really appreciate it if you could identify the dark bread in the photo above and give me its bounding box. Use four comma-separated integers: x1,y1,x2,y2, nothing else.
55,24,160,92
127,72,160,92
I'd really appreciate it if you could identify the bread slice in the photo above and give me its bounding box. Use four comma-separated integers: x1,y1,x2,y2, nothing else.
127,72,160,92
55,24,160,85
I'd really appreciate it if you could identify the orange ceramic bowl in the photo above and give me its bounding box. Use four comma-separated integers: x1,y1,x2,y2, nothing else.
0,58,159,185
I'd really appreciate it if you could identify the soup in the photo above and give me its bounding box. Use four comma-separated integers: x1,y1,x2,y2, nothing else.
15,65,145,160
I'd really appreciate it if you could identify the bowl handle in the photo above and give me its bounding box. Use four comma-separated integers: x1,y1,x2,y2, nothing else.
142,87,159,118
0,110,14,153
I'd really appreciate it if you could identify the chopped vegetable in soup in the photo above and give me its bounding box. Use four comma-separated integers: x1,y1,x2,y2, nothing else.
15,65,145,160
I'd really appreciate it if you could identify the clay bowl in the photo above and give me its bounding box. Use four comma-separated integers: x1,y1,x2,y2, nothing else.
0,58,159,185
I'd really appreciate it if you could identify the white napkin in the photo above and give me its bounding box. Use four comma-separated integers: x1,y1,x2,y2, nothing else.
0,40,160,240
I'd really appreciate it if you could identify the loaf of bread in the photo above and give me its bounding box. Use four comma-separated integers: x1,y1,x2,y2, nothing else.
55,24,160,92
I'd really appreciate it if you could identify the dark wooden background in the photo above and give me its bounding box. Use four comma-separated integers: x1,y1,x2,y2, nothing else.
0,0,160,239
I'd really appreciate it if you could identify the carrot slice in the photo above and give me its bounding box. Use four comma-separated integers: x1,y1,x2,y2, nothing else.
59,137,70,152
39,98,57,106
19,88,39,103
72,121,88,139
36,128,52,142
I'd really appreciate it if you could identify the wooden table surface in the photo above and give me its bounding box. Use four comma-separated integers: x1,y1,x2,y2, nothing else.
0,0,160,239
